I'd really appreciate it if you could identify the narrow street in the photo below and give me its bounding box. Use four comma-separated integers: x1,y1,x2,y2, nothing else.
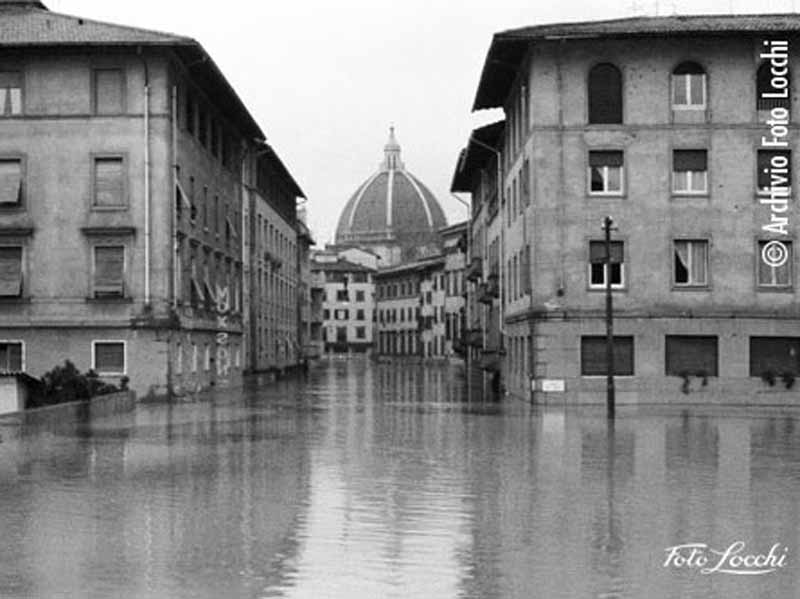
0,359,797,598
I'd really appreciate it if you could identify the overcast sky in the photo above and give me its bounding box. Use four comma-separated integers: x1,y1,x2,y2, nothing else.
56,0,799,246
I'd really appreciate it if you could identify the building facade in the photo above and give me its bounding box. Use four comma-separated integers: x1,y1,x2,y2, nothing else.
440,222,468,358
311,257,375,354
0,0,306,396
458,14,800,402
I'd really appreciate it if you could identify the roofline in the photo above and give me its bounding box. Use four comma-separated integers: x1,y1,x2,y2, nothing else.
439,221,468,235
473,13,800,110
376,255,445,276
257,141,306,199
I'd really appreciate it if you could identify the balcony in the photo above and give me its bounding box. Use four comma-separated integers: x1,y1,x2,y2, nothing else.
466,257,482,282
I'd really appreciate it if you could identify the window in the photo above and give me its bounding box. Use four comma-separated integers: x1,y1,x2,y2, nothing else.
757,61,790,111
672,62,706,109
335,309,349,320
588,63,622,124
175,342,183,375
0,341,22,371
0,159,22,206
356,309,365,321
673,240,708,287
750,337,800,377
758,240,792,288
589,241,624,289
191,342,198,373
0,246,22,297
355,290,365,302
581,336,634,376
757,150,791,195
0,71,22,116
323,309,330,320
356,326,366,339
336,327,347,342
665,336,718,376
94,157,125,207
93,245,125,298
673,150,708,194
92,341,126,375
93,68,123,115
204,344,211,371
336,289,349,302
588,151,623,195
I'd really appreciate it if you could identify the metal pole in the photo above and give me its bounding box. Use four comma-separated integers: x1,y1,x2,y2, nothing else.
604,216,615,419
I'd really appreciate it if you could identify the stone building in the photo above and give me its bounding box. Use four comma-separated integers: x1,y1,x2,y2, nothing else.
0,0,305,396
334,128,447,267
457,14,800,402
311,256,375,354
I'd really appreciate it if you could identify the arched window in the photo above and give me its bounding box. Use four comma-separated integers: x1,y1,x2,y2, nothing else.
672,62,706,109
757,60,790,111
588,63,623,124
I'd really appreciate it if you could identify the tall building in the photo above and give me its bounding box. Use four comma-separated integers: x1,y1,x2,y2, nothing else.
0,0,305,396
456,14,800,402
334,128,447,267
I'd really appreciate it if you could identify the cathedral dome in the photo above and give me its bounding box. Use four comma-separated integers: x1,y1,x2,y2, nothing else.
335,128,447,264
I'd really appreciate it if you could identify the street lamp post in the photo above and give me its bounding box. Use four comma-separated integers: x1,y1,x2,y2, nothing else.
603,216,616,420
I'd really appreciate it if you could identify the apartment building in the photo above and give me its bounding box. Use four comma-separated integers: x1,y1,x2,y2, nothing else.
0,0,305,396
458,14,800,402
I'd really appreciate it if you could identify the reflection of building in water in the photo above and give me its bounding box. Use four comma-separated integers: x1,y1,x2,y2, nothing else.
453,15,800,402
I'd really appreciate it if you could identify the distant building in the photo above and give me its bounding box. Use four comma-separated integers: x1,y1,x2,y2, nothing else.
440,222,468,357
456,14,800,401
0,0,306,396
296,211,316,364
334,128,447,266
311,257,376,354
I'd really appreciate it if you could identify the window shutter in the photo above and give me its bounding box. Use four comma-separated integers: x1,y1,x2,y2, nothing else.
674,150,707,171
750,337,800,376
588,64,623,124
94,246,124,296
95,342,124,373
757,150,791,191
0,246,22,296
581,336,634,376
665,336,718,376
94,69,123,115
588,150,623,167
95,158,124,206
757,61,790,110
590,241,623,264
0,160,21,205
673,62,704,75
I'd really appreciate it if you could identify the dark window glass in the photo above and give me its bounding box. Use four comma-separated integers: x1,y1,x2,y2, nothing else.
665,335,718,376
750,337,800,377
588,63,623,124
757,60,790,111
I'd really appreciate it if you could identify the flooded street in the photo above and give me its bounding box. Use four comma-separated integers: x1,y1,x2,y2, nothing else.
0,359,799,598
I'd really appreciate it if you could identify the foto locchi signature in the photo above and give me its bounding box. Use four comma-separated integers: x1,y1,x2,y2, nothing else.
664,542,789,575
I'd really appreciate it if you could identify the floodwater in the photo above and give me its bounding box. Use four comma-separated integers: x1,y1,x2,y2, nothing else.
0,359,799,599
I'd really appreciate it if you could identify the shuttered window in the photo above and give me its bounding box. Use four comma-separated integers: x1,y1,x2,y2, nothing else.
665,335,718,376
93,341,125,375
0,159,22,206
588,151,624,194
581,336,634,376
588,64,623,124
94,157,125,207
672,62,706,108
673,150,708,193
757,150,791,193
93,69,123,115
93,246,124,298
0,71,22,116
0,246,22,297
0,342,22,372
589,241,624,289
750,337,800,377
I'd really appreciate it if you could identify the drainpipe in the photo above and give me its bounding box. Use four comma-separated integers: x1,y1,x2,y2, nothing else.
137,48,151,306
171,84,178,308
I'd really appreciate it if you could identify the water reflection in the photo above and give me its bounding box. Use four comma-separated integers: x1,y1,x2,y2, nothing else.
0,361,798,598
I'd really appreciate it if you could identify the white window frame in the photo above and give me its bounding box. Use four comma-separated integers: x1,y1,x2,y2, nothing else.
673,240,709,287
672,169,708,194
0,339,24,371
588,164,624,196
672,73,707,110
588,262,625,290
91,340,126,376
758,240,793,288
191,342,198,373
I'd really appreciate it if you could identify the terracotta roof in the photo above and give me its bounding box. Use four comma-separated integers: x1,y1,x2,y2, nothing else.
474,13,800,110
0,4,191,46
0,2,264,138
